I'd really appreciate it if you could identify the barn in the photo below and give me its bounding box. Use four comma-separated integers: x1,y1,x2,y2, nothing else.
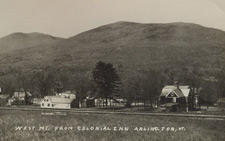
41,96,74,109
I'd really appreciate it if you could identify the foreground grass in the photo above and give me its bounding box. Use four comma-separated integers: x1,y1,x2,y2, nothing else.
0,110,224,141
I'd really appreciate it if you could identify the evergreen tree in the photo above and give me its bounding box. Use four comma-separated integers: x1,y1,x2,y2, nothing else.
92,61,120,106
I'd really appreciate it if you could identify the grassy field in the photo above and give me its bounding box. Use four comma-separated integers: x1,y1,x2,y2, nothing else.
0,110,224,141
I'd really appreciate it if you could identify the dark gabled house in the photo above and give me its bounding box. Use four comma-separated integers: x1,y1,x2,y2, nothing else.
160,85,200,112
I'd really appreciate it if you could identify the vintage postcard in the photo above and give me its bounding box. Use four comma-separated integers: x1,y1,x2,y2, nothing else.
0,0,225,141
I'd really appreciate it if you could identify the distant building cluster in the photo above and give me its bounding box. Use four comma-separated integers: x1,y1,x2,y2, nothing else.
0,85,224,112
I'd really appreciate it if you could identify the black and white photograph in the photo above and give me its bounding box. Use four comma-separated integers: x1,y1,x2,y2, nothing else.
0,0,225,140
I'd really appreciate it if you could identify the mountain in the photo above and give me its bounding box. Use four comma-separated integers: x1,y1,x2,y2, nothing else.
0,22,225,77
0,32,64,54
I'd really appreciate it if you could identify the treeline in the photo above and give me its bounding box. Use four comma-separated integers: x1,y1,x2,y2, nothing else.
122,67,225,107
0,62,225,106
0,66,94,105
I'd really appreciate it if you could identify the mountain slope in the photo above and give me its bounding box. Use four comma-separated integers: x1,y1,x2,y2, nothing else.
0,22,225,76
0,32,64,54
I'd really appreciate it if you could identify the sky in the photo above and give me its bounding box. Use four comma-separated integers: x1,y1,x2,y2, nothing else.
0,0,225,38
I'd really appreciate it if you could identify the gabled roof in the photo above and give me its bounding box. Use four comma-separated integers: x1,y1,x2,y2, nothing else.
161,86,185,97
180,88,191,97
161,86,176,96
163,85,177,89
166,89,184,97
43,96,73,104
161,85,191,97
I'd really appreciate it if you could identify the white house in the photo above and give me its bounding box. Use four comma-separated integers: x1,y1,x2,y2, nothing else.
12,91,32,101
41,96,74,109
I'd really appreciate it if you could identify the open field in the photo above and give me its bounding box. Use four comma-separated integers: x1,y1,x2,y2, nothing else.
0,110,225,141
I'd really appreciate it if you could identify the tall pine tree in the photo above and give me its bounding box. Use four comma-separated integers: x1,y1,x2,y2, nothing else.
92,61,120,106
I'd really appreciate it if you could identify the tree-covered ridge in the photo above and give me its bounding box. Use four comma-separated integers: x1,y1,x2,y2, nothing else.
0,22,225,106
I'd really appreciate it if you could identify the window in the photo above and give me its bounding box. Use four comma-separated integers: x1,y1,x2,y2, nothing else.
42,103,44,106
52,104,54,107
47,99,48,101
48,104,50,107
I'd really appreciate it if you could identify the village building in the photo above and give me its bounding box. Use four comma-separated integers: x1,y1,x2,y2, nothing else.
12,91,32,104
160,85,200,112
57,91,76,99
94,98,126,107
41,96,74,109
160,85,186,112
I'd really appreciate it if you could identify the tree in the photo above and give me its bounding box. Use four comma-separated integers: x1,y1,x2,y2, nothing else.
216,70,225,98
33,67,56,97
0,74,17,97
16,72,32,105
142,69,165,108
70,72,93,108
92,61,120,106
201,80,216,108
123,74,142,108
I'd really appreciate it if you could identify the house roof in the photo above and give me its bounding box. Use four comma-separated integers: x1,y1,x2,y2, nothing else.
161,85,190,97
43,96,73,104
172,89,184,97
163,85,190,90
161,86,185,97
163,85,177,89
180,88,191,97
